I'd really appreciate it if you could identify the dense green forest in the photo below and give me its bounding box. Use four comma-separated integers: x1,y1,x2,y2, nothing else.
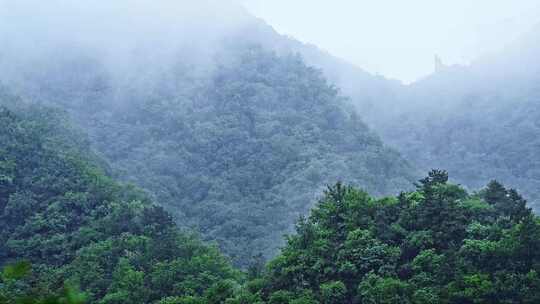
2,46,415,266
2,102,539,303
227,170,540,303
0,99,239,303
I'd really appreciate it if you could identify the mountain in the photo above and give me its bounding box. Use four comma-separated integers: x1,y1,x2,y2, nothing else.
248,18,540,213
2,2,540,302
0,96,239,303
367,24,540,211
239,18,540,213
0,2,416,266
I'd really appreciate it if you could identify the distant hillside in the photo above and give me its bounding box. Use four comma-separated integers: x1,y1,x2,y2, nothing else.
244,18,540,212
232,17,405,122
369,25,540,211
247,18,540,212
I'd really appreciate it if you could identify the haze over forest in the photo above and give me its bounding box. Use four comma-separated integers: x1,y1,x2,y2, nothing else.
1,1,540,303
242,0,540,83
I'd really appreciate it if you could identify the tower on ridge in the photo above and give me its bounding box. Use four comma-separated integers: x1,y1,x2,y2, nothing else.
434,54,445,72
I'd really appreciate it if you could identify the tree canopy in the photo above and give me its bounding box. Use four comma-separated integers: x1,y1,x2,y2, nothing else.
2,46,416,266
226,170,540,303
0,103,239,303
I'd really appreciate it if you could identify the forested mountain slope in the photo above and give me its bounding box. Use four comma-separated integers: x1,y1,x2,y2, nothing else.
1,45,416,267
230,15,540,213
0,96,240,303
249,18,540,213
230,18,404,119
368,25,540,211
0,3,416,266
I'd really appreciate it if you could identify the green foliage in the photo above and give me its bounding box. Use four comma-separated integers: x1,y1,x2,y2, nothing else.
243,170,539,303
2,262,31,281
0,261,87,304
319,281,346,304
0,104,239,303
268,291,294,304
357,273,409,304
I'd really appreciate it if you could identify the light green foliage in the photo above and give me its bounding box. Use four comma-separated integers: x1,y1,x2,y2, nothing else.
268,290,294,304
2,261,31,281
319,281,346,304
358,272,410,304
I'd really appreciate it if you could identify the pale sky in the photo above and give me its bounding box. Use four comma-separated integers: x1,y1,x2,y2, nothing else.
241,0,540,83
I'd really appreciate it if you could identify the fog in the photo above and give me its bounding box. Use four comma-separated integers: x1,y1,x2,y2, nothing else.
0,0,248,45
243,0,540,83
0,0,253,87
3,0,539,85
